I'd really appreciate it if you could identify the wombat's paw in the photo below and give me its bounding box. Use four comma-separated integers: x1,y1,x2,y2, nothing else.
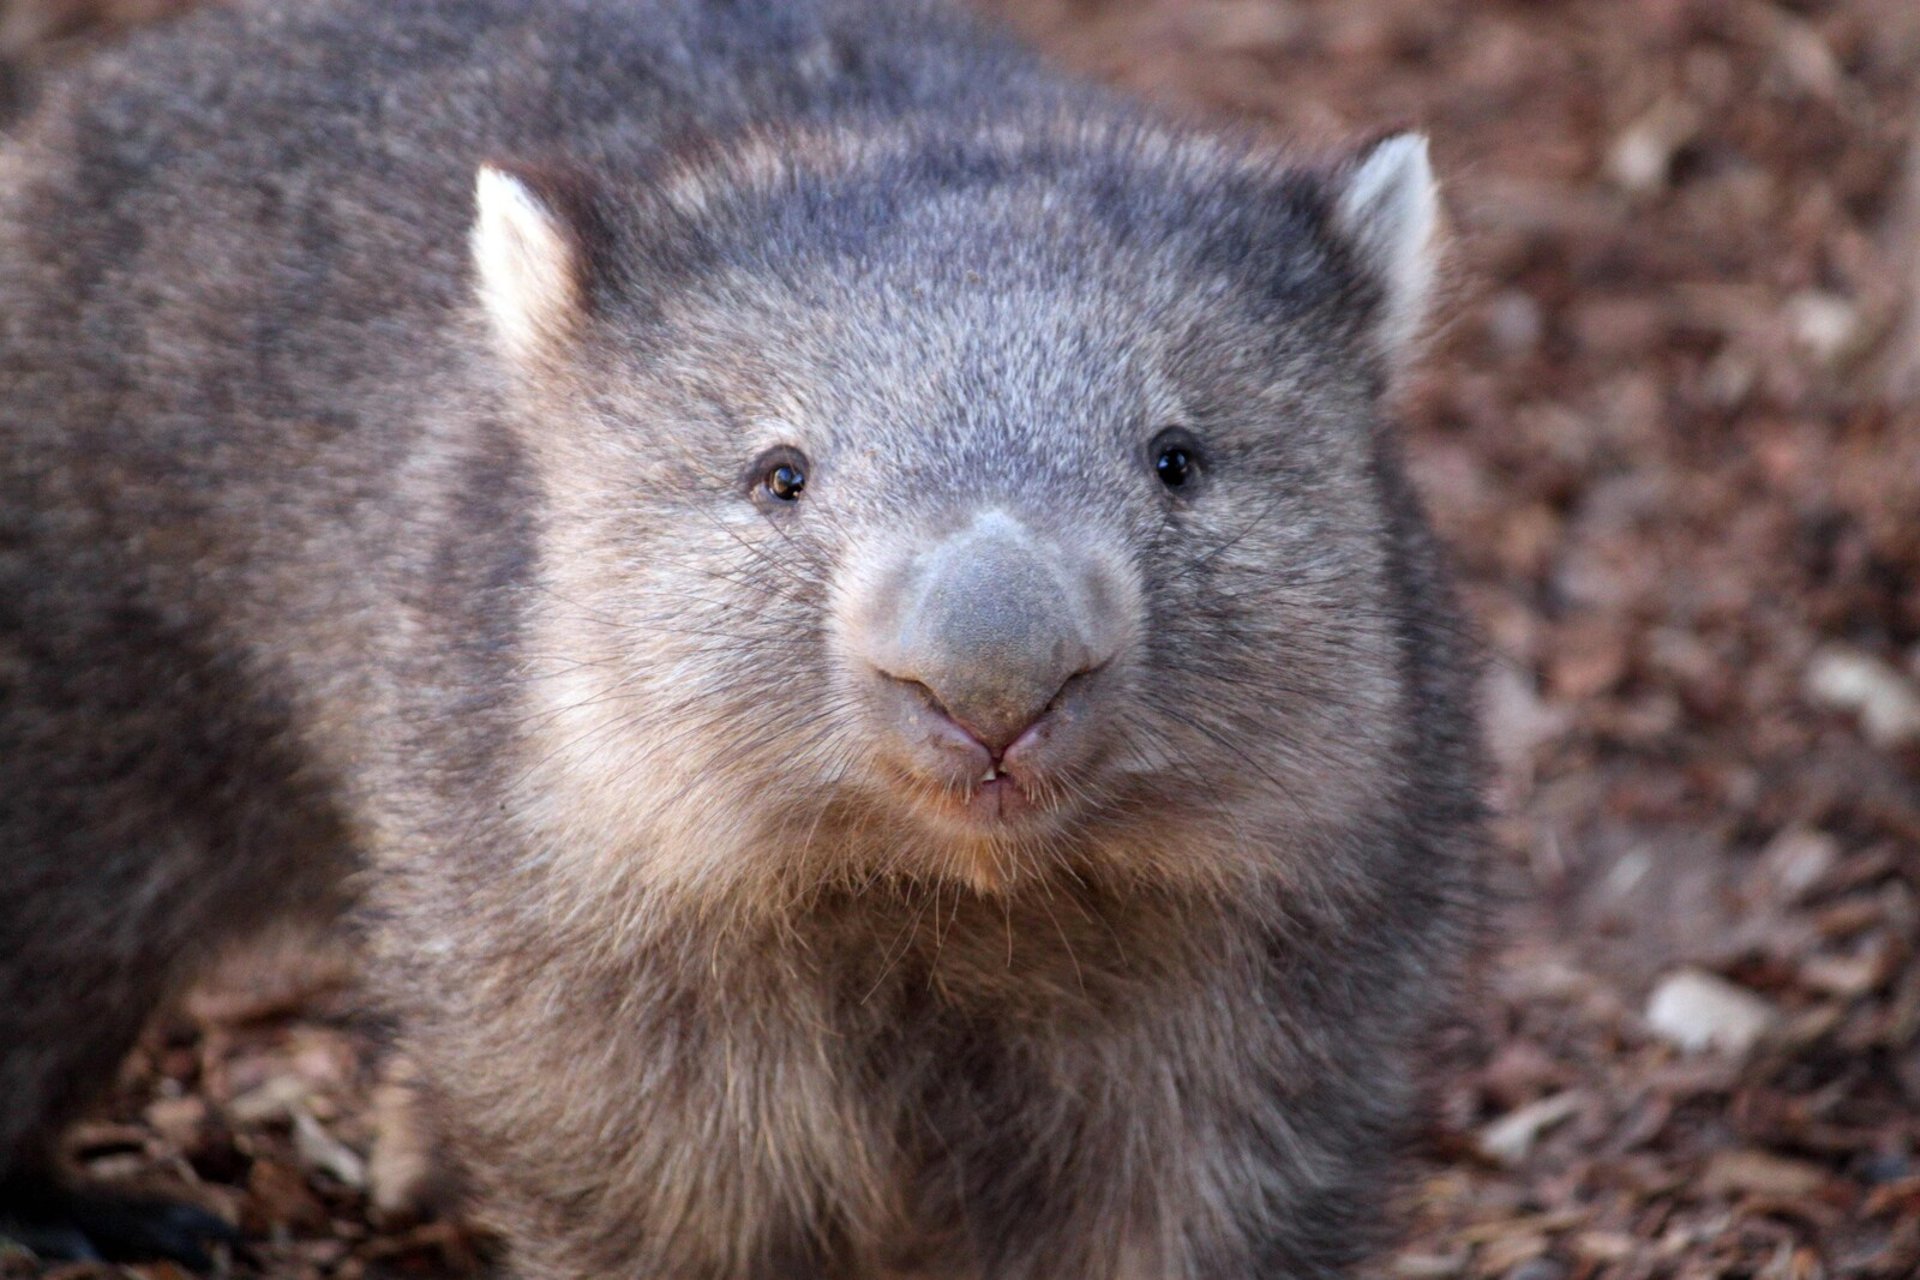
0,1179,237,1271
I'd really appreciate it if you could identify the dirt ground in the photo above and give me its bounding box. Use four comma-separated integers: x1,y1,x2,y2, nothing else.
4,0,1919,1277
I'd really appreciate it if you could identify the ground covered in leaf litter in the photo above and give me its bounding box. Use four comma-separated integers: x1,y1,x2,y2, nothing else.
4,0,1919,1277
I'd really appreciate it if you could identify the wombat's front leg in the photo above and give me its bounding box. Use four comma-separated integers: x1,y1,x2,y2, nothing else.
898,995,1418,1280
385,936,876,1280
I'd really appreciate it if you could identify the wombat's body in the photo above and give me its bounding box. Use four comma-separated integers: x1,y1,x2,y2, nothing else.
0,1,1484,1276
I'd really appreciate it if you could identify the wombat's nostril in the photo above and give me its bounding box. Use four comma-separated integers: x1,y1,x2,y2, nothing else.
883,673,957,727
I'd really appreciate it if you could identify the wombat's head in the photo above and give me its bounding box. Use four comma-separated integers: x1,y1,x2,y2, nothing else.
475,121,1442,911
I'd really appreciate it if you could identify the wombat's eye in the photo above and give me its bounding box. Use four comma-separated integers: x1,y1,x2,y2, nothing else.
1148,428,1201,491
767,464,806,501
750,448,809,505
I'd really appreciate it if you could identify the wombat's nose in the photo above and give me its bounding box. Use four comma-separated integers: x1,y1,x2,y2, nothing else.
870,511,1121,754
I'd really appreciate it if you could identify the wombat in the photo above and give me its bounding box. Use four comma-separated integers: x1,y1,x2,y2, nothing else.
0,0,1486,1276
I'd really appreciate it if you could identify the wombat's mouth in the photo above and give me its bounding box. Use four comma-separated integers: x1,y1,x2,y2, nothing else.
875,753,1071,834
949,770,1033,824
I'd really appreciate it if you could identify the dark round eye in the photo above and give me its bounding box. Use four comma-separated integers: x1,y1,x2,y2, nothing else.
1149,428,1201,491
750,448,809,505
765,462,806,501
1156,446,1191,488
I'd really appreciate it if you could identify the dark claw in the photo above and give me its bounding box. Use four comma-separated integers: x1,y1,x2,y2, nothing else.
1,1180,237,1272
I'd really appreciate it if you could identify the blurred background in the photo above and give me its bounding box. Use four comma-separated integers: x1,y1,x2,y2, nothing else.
3,0,1917,1276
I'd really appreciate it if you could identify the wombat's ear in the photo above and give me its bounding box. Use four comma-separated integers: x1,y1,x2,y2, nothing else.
1326,132,1441,362
471,163,602,362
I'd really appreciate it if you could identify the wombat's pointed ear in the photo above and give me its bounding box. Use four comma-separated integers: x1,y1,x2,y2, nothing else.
472,163,598,361
1327,132,1441,362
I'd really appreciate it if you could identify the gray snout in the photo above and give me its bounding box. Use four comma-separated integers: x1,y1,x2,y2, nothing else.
868,511,1124,754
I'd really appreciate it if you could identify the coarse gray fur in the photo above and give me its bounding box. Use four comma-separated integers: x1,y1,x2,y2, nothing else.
0,1,1487,1276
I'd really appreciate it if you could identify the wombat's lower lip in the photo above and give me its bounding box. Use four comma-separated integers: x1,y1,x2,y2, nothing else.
948,773,1033,824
